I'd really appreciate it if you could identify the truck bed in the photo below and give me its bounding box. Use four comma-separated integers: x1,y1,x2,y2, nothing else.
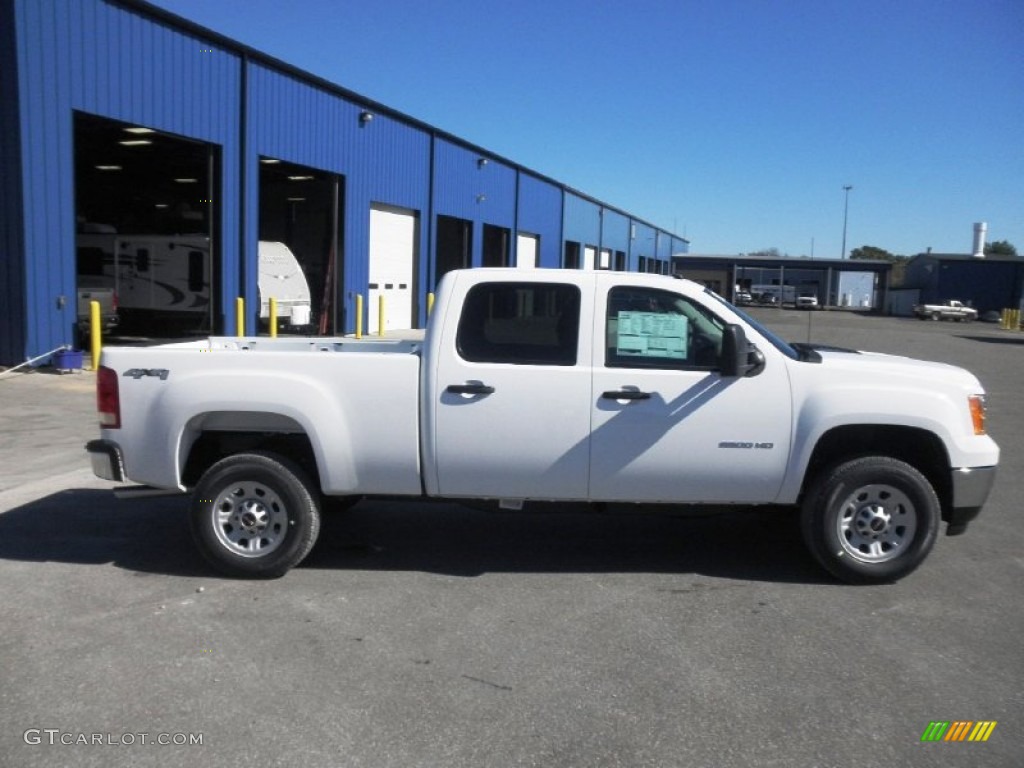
101,335,425,495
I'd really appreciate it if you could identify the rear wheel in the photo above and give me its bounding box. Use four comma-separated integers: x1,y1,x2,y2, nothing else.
190,451,321,578
801,457,940,584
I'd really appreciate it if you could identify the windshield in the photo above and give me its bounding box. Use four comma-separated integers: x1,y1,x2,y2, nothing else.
704,288,800,360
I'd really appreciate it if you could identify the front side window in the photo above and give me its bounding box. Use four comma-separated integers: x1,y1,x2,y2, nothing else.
605,286,724,369
457,282,580,366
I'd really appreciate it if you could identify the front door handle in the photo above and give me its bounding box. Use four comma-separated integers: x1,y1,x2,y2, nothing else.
601,390,651,401
447,383,495,395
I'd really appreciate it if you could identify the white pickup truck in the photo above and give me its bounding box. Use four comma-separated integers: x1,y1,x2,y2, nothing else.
87,269,999,584
913,300,978,321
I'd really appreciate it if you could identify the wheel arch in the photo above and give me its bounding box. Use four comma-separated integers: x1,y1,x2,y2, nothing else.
179,412,322,491
801,424,952,515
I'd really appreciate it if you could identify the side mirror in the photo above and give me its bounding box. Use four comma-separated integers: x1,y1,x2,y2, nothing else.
720,324,763,377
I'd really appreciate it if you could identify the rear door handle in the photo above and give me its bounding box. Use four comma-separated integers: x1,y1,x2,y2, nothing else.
601,390,651,401
447,383,495,395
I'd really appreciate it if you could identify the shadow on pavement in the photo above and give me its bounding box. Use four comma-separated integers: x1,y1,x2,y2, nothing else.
0,489,208,577
0,490,830,584
309,499,829,584
957,334,1024,346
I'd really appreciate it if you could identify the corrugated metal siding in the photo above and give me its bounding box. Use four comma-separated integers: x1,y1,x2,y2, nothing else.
432,138,516,269
12,0,242,359
937,261,1022,312
601,209,629,266
516,173,562,268
656,230,672,261
563,193,601,251
0,0,26,364
630,221,656,265
246,64,431,332
3,0,692,360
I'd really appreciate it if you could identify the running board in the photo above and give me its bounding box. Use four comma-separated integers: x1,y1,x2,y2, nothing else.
113,485,187,500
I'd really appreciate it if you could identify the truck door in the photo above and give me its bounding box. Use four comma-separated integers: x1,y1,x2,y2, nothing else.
431,277,594,500
588,281,792,503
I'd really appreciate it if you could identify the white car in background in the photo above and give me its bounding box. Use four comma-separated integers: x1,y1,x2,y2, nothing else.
796,294,819,309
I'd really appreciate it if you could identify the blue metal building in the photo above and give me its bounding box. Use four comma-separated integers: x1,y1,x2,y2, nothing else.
0,0,688,366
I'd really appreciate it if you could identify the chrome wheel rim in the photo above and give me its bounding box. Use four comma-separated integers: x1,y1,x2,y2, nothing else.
212,481,288,557
836,483,916,563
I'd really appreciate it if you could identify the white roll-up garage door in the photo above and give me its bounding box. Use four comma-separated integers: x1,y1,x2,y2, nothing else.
369,204,417,334
516,232,538,269
583,245,596,270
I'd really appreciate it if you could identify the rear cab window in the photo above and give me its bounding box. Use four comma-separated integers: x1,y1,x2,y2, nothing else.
457,282,580,366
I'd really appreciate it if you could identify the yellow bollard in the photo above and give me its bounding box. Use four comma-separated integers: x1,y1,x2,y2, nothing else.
89,300,101,371
377,294,386,337
427,292,435,316
236,297,245,337
269,298,278,338
355,294,363,339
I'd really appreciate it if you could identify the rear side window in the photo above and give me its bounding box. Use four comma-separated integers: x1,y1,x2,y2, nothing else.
457,282,580,366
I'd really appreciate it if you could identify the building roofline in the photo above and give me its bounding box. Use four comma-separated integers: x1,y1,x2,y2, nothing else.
673,254,891,271
119,0,688,244
910,252,1021,262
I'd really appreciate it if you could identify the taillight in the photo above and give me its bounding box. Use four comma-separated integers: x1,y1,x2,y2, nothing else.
968,395,986,435
111,290,118,312
97,366,121,429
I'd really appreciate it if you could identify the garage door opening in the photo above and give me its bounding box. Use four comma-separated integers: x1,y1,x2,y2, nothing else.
259,158,341,334
435,214,472,285
482,224,510,267
74,112,219,339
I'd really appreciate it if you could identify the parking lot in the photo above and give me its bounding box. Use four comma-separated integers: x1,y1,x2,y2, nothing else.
1,309,1021,768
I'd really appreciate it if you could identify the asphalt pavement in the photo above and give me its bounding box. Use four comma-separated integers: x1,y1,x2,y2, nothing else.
1,309,1021,767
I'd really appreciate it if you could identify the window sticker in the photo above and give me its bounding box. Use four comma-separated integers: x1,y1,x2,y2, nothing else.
616,311,687,359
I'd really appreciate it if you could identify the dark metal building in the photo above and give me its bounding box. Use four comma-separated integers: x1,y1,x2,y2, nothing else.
0,0,687,366
901,253,1024,314
672,254,892,309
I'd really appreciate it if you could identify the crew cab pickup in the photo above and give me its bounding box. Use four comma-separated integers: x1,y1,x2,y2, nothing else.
913,300,978,322
87,269,999,583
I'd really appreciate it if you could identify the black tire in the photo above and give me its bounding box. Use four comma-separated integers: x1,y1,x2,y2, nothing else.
800,456,940,585
190,451,321,578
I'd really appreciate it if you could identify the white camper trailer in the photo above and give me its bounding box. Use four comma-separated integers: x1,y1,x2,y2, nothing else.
258,241,313,330
76,231,312,334
114,235,212,322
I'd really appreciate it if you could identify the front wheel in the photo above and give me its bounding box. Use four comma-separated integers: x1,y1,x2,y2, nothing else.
801,457,940,584
190,451,321,578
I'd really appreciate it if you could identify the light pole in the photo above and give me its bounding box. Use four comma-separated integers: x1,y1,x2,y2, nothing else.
841,184,853,259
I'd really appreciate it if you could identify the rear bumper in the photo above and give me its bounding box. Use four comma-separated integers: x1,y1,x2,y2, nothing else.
944,465,997,535
86,439,125,482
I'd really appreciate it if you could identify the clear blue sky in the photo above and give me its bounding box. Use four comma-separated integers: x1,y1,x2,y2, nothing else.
150,0,1022,258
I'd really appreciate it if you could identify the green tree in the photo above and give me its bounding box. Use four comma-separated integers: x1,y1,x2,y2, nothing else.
849,245,897,261
849,245,910,286
985,240,1017,257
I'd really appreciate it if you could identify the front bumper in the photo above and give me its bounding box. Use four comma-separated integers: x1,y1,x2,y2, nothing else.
944,465,997,535
86,439,125,482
